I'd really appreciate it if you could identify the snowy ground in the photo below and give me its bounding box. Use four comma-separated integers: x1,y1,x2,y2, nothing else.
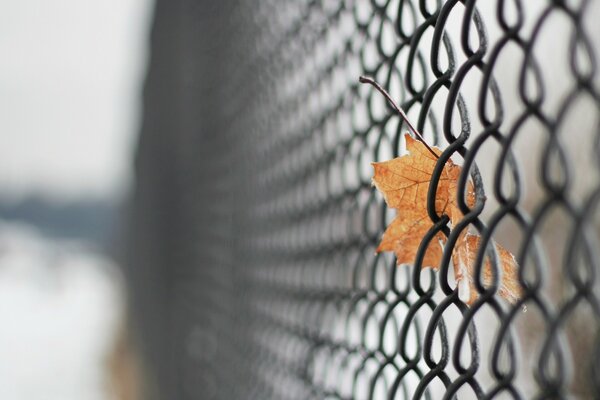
0,222,125,400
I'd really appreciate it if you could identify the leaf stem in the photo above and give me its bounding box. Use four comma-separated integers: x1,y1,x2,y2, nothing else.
359,76,439,159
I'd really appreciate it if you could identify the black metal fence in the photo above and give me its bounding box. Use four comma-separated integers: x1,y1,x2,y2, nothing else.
129,0,600,398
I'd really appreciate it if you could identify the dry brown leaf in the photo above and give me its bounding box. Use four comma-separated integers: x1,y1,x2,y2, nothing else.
372,133,522,305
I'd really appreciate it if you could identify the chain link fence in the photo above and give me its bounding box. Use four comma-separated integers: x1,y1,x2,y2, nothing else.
128,0,600,398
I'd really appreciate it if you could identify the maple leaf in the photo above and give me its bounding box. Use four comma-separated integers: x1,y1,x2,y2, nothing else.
372,133,522,305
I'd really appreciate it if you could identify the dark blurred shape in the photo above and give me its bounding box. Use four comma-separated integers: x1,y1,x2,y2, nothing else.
0,196,117,248
126,1,238,398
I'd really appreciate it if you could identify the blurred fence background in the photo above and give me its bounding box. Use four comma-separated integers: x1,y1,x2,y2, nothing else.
129,0,600,399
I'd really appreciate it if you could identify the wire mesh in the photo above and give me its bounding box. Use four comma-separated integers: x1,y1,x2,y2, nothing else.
130,0,600,399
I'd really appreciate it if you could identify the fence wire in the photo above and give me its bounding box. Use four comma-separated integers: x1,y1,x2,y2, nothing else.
130,0,600,399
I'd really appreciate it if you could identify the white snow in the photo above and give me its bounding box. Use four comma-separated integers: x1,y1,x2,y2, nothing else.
0,223,124,400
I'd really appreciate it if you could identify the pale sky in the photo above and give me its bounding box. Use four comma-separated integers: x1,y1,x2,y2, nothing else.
0,0,154,202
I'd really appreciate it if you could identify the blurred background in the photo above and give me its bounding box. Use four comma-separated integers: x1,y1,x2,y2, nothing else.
0,0,153,398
